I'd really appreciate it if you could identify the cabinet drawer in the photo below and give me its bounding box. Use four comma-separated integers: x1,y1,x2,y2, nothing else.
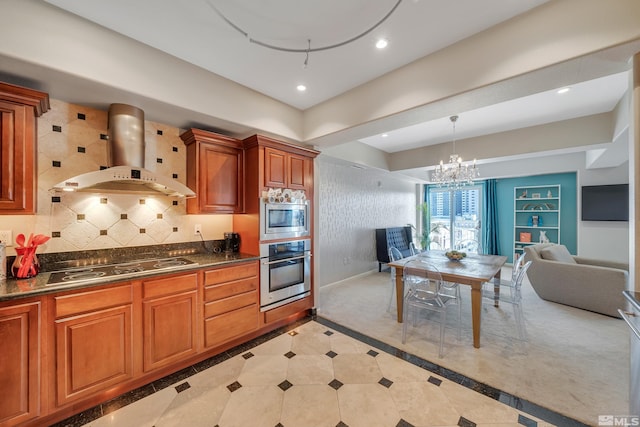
204,276,257,302
143,273,198,299
55,285,132,318
204,262,258,286
204,290,258,318
204,304,258,349
263,296,312,324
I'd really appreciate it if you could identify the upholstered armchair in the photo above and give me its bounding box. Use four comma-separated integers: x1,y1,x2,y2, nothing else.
523,243,629,318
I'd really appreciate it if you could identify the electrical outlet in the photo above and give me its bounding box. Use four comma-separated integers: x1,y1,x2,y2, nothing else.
194,224,202,235
0,230,12,246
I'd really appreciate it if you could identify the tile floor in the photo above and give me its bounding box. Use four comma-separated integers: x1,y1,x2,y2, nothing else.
318,269,628,425
54,317,579,427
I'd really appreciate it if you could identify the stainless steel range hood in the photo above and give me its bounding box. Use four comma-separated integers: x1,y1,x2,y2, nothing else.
51,104,195,198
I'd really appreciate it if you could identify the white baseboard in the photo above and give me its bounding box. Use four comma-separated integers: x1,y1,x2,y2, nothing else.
319,269,381,289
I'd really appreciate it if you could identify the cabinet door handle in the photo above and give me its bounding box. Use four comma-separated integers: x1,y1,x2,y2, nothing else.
262,254,309,265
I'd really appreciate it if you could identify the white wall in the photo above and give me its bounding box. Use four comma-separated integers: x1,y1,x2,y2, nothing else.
315,156,417,287
579,160,631,262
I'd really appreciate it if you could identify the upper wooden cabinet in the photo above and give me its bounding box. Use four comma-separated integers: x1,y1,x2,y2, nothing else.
244,134,318,193
181,129,244,214
264,147,311,190
0,82,50,214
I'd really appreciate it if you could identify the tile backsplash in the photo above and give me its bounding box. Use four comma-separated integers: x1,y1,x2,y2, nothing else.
1,99,231,255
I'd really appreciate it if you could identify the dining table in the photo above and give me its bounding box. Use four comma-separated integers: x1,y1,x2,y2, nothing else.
388,250,508,349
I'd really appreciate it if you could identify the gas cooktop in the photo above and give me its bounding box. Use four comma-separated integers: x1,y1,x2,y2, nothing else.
46,257,198,286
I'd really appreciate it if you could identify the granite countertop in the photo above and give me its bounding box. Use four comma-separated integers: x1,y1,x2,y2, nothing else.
0,251,260,302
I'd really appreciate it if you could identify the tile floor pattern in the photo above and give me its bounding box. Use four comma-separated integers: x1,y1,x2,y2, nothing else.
57,319,559,427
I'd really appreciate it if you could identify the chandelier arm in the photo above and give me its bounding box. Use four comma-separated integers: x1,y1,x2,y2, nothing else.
207,0,403,53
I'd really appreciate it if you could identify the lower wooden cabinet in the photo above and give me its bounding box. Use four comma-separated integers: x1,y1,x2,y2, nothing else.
203,261,259,349
0,259,310,425
142,273,198,372
0,300,41,426
54,284,133,406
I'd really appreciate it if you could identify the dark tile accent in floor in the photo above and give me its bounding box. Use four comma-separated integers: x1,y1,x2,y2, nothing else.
315,316,590,427
397,419,415,427
278,380,293,391
329,379,344,390
518,413,538,426
227,381,242,392
100,383,156,414
458,416,477,427
175,382,191,393
367,349,379,357
326,350,338,358
324,330,334,335
428,376,442,386
151,366,197,392
50,405,103,427
242,351,255,359
378,377,394,388
284,350,296,358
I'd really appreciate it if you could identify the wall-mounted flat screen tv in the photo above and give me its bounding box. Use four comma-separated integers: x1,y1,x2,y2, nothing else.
581,184,629,221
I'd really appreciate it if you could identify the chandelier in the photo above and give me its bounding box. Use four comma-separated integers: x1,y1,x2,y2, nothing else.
431,115,480,189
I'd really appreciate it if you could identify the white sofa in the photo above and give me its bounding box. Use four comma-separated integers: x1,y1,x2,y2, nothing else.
523,243,629,318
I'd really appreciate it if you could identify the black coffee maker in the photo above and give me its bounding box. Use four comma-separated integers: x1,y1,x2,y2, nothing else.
224,232,240,253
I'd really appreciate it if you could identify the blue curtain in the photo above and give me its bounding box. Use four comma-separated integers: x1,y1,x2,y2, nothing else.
483,179,500,255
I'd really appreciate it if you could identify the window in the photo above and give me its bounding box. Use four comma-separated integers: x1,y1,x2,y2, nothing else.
427,186,482,250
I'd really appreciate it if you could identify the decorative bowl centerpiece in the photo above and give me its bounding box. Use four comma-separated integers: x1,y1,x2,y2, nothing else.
445,250,466,261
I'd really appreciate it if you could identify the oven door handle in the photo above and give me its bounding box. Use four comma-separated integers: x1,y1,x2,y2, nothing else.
619,309,640,340
262,254,310,265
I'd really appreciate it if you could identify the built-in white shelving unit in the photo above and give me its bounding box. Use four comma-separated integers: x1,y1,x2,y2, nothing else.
513,184,561,261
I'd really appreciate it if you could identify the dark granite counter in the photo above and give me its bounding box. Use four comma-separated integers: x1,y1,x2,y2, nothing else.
0,241,260,302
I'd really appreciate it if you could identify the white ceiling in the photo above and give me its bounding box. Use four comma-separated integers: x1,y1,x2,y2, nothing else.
38,0,632,158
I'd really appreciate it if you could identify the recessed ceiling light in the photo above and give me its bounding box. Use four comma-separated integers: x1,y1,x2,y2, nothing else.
376,39,388,49
296,84,307,92
381,133,388,138
557,87,571,94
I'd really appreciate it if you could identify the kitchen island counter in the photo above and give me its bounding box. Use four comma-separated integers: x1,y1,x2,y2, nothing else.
0,251,260,302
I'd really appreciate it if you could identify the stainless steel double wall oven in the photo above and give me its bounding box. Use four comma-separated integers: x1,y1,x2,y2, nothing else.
259,199,311,311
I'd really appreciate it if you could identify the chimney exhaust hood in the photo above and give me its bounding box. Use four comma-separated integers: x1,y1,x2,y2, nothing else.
51,104,195,198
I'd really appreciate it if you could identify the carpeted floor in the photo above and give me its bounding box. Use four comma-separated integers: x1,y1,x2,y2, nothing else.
317,267,629,426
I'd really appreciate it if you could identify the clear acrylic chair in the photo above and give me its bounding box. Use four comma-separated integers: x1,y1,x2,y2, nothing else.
454,239,483,254
387,247,404,312
482,260,532,340
484,254,526,302
401,259,461,358
409,241,420,256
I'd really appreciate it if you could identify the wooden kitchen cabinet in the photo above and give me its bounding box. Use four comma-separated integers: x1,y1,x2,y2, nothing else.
236,134,319,255
202,261,259,349
264,146,311,190
0,300,41,426
53,284,133,406
142,272,198,372
181,128,244,214
0,82,50,214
